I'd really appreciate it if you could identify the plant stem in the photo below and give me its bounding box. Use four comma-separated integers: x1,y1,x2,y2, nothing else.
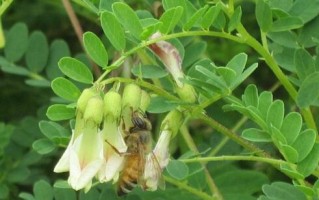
164,176,216,200
235,24,317,131
95,30,244,83
180,125,224,200
0,0,13,16
180,155,286,166
61,0,101,78
100,77,179,101
197,112,270,158
208,116,248,157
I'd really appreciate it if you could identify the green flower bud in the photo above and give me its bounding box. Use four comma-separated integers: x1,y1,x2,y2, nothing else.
83,96,104,124
161,110,183,138
139,90,150,112
77,88,96,114
104,91,122,121
121,84,142,111
176,83,197,103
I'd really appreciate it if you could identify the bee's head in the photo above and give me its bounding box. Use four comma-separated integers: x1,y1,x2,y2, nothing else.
130,111,152,131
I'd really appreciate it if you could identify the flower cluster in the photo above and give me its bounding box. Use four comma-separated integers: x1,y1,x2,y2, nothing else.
53,84,179,192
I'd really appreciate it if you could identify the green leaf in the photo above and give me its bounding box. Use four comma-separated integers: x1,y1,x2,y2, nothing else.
298,16,319,48
159,6,184,34
256,0,273,32
183,41,207,68
215,67,236,87
266,100,284,129
280,112,302,145
140,18,162,40
112,2,143,39
294,48,315,81
270,126,287,145
83,32,108,68
100,11,126,51
292,129,316,162
279,143,298,163
7,166,30,183
242,85,258,107
212,11,226,30
58,57,93,84
234,63,258,88
289,0,319,23
242,128,272,142
46,39,70,80
54,180,72,189
26,31,49,72
267,31,299,48
0,184,9,199
262,182,307,200
39,121,69,139
166,160,189,180
183,5,208,31
99,0,117,11
25,79,51,87
54,188,76,200
270,16,303,32
296,72,319,107
0,56,30,76
280,164,304,179
19,193,36,200
51,77,81,101
46,104,75,121
201,4,221,29
4,22,29,62
228,6,242,32
32,138,56,154
131,64,168,79
297,143,319,177
34,180,53,200
147,96,177,113
215,170,269,194
226,53,247,76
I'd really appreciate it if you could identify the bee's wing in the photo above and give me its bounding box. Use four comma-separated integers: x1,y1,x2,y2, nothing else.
143,152,165,191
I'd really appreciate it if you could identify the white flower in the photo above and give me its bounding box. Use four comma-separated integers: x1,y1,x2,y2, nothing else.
144,129,171,190
98,124,127,183
54,95,105,191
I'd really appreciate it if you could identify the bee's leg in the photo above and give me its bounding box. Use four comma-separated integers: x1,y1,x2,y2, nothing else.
104,139,131,156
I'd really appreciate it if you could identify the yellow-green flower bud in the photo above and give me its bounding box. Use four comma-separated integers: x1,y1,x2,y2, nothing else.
176,83,197,103
83,96,104,124
77,88,96,114
161,110,183,138
122,84,142,111
139,90,150,112
104,91,122,121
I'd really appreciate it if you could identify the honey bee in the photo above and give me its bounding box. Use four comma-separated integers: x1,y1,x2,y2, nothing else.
117,111,164,196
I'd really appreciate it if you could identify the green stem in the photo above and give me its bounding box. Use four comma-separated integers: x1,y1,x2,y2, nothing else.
197,112,270,158
0,0,13,16
95,30,244,83
180,155,286,166
180,124,224,199
164,176,216,200
208,116,248,157
235,24,317,131
100,77,179,101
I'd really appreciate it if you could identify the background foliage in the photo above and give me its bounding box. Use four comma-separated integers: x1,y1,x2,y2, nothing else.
1,0,319,200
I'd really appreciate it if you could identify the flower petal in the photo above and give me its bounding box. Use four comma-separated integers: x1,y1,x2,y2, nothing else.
54,132,76,173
